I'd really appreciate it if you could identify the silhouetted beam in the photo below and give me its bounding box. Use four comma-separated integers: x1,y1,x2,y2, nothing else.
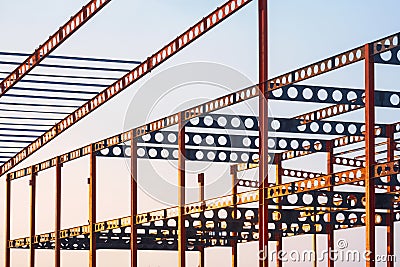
0,51,140,65
9,207,399,250
0,0,253,176
0,0,111,94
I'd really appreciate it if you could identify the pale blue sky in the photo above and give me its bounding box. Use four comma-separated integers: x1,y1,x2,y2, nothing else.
0,0,399,266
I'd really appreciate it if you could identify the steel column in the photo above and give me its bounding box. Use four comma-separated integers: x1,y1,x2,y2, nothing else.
89,145,97,267
178,112,186,267
386,124,394,267
258,0,268,266
364,43,376,267
55,159,62,267
131,134,138,267
231,167,238,267
275,155,282,267
312,214,317,267
29,171,37,267
198,173,205,267
5,174,11,267
326,141,334,267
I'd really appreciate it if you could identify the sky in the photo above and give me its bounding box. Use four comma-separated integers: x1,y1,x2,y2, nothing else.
0,0,400,266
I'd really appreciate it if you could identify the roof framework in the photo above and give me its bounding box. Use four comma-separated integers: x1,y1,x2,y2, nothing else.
2,0,400,267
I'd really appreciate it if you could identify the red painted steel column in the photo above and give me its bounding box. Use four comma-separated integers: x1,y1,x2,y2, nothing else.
55,159,62,267
5,174,11,267
198,173,205,267
89,145,97,267
326,141,334,267
275,155,282,267
30,171,37,267
178,112,186,267
258,0,268,266
386,125,394,267
364,43,376,267
131,135,138,267
230,167,238,267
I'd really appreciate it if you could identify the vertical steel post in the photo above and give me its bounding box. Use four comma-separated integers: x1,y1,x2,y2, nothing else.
178,112,186,267
131,134,138,267
30,170,37,267
364,43,376,267
198,173,205,267
5,174,11,267
230,166,238,267
386,124,394,267
89,145,97,267
275,155,282,267
326,141,334,267
55,159,62,267
312,217,317,267
258,0,268,266
198,173,205,204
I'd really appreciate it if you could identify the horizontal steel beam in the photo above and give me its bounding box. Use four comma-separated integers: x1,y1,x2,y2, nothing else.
0,0,111,94
8,182,400,249
2,30,399,176
0,0,253,176
8,118,398,180
10,206,400,250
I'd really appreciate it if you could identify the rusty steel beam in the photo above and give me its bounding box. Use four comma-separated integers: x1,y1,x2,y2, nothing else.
29,172,37,267
8,149,398,230
130,135,138,267
332,128,391,154
365,43,376,267
355,149,389,160
333,135,366,150
294,102,363,125
5,174,11,267
386,125,395,267
0,0,253,177
333,156,366,168
55,160,62,267
230,164,365,189
178,113,186,267
8,159,400,250
282,129,388,165
3,31,399,179
198,173,205,267
282,168,322,179
0,0,110,94
282,81,395,164
8,69,400,182
258,0,269,266
267,33,397,92
283,101,363,162
89,146,97,267
334,139,391,159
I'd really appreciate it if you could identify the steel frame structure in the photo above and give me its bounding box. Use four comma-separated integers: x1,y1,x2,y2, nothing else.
2,0,400,267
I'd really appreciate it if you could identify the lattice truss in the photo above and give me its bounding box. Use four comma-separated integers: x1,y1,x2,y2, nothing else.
1,0,400,267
